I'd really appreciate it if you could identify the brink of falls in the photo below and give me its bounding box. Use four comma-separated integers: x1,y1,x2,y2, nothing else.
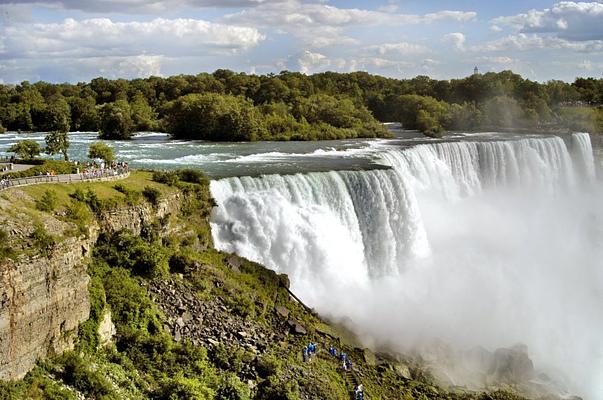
210,133,603,399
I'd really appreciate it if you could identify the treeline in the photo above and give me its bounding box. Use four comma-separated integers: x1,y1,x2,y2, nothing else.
1,70,602,139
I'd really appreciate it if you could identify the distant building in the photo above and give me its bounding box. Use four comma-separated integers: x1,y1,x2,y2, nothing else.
473,66,479,75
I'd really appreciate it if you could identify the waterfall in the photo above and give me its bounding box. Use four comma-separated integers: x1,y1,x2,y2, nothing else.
571,132,596,183
211,134,590,285
210,133,602,398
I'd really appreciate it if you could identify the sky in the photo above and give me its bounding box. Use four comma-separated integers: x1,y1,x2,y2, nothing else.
0,0,602,83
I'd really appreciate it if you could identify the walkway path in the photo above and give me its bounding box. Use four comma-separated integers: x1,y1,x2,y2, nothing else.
1,163,35,175
0,170,130,191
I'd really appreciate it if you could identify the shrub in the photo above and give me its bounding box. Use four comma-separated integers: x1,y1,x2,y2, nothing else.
256,375,300,400
35,189,58,212
0,228,14,261
155,375,215,400
58,352,116,399
142,186,161,206
75,276,106,353
152,171,179,186
30,224,56,256
113,183,141,205
217,373,251,400
177,169,208,185
256,354,281,378
95,231,170,279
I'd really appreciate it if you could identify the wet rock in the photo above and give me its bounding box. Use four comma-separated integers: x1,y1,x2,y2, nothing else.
489,346,535,384
226,255,243,272
394,363,412,380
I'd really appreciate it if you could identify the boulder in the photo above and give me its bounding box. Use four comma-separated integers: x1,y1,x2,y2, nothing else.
287,319,307,335
488,346,535,384
97,309,116,347
275,305,289,318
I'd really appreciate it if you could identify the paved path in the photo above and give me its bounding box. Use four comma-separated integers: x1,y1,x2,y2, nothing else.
0,163,34,175
0,170,130,191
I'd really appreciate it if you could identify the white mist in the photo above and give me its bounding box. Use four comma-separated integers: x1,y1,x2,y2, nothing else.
210,133,603,399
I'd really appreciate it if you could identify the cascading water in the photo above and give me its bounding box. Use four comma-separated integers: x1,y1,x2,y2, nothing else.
210,133,603,399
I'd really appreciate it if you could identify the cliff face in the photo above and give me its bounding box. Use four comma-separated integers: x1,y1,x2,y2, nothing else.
0,190,181,380
0,236,94,380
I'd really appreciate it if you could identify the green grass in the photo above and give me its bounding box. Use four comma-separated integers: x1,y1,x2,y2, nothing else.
17,171,177,212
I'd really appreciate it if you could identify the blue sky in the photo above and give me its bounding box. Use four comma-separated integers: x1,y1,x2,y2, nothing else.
0,0,602,83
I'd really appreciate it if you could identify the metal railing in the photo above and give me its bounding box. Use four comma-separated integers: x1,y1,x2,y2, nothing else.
0,169,130,191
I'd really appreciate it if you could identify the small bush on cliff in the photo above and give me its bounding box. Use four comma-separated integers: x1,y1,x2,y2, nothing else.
142,186,161,206
113,183,142,205
75,275,107,354
177,169,208,185
35,189,58,212
217,372,252,400
58,352,116,399
95,231,169,279
152,170,179,186
0,228,15,261
63,200,94,237
155,374,215,400
30,223,56,256
69,187,119,213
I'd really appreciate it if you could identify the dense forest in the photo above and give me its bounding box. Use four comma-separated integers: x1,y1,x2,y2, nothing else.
1,70,602,140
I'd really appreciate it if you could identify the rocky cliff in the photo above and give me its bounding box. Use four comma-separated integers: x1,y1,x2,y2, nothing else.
0,187,180,380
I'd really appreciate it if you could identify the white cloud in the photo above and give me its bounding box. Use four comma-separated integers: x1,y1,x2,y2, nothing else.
0,0,286,13
367,42,429,56
493,2,603,41
92,55,163,78
297,50,328,74
477,56,516,65
472,33,603,53
0,17,265,60
225,2,476,28
223,1,476,48
443,32,466,50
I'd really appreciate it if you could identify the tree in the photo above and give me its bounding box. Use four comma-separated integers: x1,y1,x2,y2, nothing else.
98,100,134,140
163,93,266,141
45,130,70,161
9,140,41,160
40,97,71,132
88,142,115,163
69,96,99,131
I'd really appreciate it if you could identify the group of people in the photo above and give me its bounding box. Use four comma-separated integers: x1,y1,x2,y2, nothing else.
80,161,129,180
0,159,130,191
301,342,317,362
0,177,11,190
330,347,353,371
327,346,364,399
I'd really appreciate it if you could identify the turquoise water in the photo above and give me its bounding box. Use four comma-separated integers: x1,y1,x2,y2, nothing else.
0,127,562,178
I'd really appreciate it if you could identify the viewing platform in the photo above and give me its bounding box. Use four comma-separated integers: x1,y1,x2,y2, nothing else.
0,169,130,191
